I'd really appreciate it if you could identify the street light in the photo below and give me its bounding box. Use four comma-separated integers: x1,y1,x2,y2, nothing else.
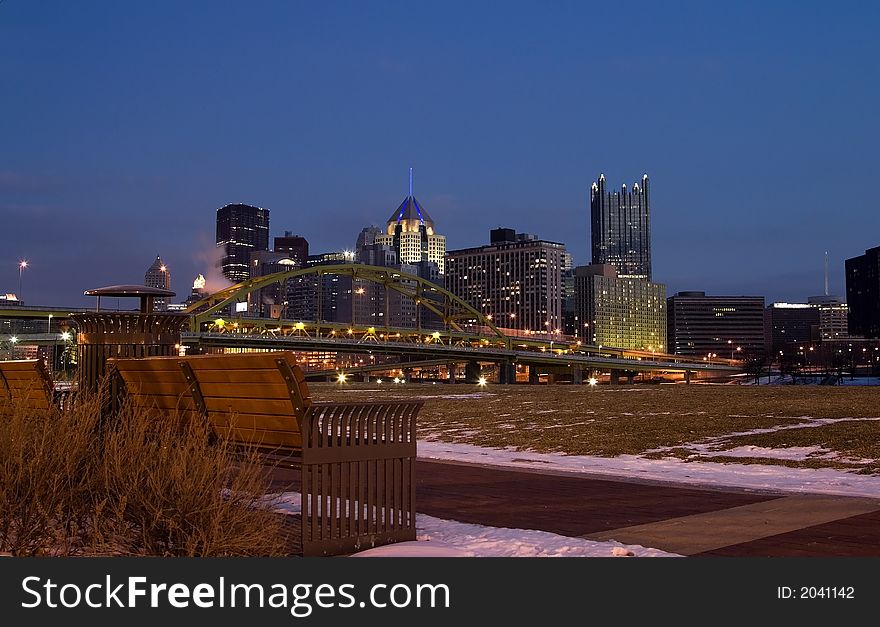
18,260,28,302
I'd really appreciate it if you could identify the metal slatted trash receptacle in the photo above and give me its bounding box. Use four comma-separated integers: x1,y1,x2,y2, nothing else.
72,285,187,394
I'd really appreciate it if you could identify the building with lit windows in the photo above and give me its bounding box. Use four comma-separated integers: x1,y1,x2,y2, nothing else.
445,228,566,333
144,255,171,311
573,264,666,351
846,245,880,339
807,295,849,341
374,174,446,274
273,232,309,266
590,173,651,280
764,303,819,352
216,203,270,283
667,291,765,357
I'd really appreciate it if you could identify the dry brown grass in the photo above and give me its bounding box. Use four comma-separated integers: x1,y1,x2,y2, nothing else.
311,382,880,471
0,392,292,556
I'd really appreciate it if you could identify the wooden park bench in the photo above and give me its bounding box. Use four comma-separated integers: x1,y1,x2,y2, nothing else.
0,359,56,413
108,351,422,557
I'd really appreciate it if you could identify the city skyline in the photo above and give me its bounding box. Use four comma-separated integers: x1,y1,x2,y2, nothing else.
2,1,879,306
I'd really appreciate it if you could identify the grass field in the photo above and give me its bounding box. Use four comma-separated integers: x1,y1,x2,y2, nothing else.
311,383,880,474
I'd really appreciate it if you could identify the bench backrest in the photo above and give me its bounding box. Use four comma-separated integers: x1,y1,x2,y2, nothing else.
0,359,55,412
183,352,311,452
110,351,312,453
111,356,200,423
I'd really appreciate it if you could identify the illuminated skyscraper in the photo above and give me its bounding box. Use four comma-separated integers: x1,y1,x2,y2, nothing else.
590,173,651,280
144,255,170,311
574,264,666,351
216,203,270,283
375,169,446,273
446,228,566,333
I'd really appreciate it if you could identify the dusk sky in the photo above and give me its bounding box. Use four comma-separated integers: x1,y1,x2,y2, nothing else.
2,1,878,308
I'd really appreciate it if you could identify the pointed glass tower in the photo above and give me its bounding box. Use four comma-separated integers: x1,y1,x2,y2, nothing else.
375,169,446,273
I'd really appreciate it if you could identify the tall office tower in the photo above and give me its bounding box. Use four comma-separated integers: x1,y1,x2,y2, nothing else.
845,245,880,338
144,255,171,311
445,228,566,333
375,170,446,273
216,203,270,283
573,264,666,351
590,173,651,280
667,292,765,357
273,232,309,266
764,303,820,352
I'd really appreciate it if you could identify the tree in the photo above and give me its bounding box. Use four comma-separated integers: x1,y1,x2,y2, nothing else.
743,355,767,385
831,352,848,385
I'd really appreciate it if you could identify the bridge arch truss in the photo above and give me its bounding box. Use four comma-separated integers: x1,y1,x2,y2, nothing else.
184,263,506,340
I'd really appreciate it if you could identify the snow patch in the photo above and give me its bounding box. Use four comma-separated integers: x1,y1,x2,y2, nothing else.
418,440,880,497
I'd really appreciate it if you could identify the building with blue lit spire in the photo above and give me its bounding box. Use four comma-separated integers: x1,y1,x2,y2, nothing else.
375,169,446,273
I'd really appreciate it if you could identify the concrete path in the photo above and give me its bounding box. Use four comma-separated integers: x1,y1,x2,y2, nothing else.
583,495,880,555
413,460,880,556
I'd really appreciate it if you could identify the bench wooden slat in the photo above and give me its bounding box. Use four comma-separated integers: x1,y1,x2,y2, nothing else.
208,411,301,432
121,381,193,397
113,369,190,384
184,353,299,370
111,358,185,371
1,370,50,381
198,382,290,399
130,395,196,411
203,397,293,416
181,369,286,385
0,361,48,371
212,425,303,448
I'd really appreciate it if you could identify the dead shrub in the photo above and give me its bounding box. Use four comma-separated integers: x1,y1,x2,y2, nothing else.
0,390,290,556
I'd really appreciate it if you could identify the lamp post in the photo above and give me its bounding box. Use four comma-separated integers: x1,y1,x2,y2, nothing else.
60,331,71,373
18,260,28,302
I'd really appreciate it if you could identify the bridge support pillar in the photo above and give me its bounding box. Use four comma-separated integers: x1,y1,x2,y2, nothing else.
610,370,621,385
626,371,636,384
571,366,583,384
403,368,413,383
447,363,457,384
499,362,516,384
528,365,540,385
685,370,692,384
465,360,481,384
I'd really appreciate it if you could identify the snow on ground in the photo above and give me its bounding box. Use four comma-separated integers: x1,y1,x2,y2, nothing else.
693,444,875,465
643,416,880,457
270,492,677,558
418,440,880,498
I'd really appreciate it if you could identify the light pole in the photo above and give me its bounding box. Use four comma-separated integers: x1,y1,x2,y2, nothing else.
18,260,28,302
60,331,71,373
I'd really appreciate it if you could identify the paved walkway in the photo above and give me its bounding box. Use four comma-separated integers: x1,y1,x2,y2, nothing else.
414,459,880,556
